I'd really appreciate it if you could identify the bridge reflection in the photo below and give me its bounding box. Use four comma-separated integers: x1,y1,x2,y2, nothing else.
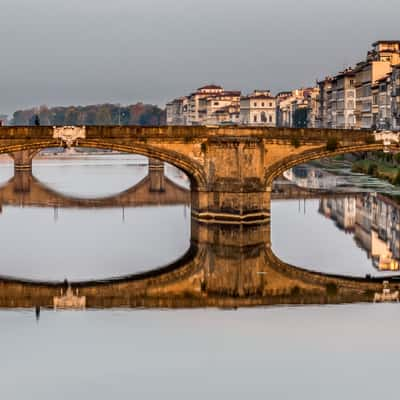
0,161,190,209
0,168,358,210
0,166,399,309
0,218,398,309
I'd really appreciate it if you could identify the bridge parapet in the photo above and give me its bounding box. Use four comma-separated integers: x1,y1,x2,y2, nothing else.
374,130,400,152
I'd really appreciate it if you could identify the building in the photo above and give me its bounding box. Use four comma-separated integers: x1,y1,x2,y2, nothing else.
276,88,319,128
166,97,189,125
240,90,276,126
204,91,241,125
391,64,400,130
354,60,392,129
331,69,356,129
166,85,240,126
374,74,392,130
317,41,400,129
0,115,8,126
317,77,333,128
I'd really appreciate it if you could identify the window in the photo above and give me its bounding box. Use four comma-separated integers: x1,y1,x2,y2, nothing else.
269,115,273,123
260,112,267,123
253,114,257,122
254,102,258,107
269,102,273,107
261,102,265,107
214,102,219,106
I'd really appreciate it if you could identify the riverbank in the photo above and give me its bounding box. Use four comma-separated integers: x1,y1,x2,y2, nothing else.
351,159,400,185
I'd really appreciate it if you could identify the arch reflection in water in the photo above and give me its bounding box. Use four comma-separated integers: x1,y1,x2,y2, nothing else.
272,163,400,277
0,164,190,281
32,151,190,198
0,220,397,309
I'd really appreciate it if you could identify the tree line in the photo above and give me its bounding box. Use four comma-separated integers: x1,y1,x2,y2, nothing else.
10,103,166,126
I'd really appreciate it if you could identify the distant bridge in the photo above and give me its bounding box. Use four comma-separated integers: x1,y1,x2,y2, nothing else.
0,126,398,223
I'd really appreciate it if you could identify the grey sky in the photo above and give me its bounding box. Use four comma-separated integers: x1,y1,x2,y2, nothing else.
0,0,399,115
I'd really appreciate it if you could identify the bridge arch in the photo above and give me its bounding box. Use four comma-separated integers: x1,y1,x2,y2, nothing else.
73,139,207,190
0,140,208,191
265,143,388,186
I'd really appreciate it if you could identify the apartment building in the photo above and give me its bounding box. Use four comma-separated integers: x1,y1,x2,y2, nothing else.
276,88,319,128
318,41,400,129
317,77,333,128
331,69,356,129
203,91,241,125
354,60,392,129
374,74,392,130
166,85,240,126
391,64,400,130
166,97,189,125
240,90,276,126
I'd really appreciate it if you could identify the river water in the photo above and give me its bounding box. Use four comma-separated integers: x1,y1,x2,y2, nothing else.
1,154,399,399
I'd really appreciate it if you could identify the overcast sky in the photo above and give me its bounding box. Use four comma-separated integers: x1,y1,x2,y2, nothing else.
0,0,399,115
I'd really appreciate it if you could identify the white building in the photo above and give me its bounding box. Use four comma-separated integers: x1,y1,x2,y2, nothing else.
166,85,240,126
166,97,189,125
240,91,276,126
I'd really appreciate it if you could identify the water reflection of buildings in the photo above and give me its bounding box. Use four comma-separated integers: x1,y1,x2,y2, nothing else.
319,193,400,271
284,166,338,190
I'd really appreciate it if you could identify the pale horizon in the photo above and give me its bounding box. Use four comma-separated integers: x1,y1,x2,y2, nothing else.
1,0,399,115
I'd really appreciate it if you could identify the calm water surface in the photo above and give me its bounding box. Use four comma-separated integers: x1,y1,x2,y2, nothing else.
1,306,399,399
0,156,398,280
0,156,190,281
1,156,399,399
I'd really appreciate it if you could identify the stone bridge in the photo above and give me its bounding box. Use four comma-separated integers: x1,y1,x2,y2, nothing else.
1,126,398,224
0,125,399,309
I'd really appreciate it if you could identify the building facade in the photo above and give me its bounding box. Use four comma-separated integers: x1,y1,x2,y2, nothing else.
318,41,400,130
391,64,400,130
240,91,276,126
166,85,240,126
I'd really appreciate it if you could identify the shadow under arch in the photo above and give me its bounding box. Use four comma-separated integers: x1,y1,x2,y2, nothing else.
265,143,390,187
266,143,400,287
0,140,208,191
0,171,191,208
74,139,207,190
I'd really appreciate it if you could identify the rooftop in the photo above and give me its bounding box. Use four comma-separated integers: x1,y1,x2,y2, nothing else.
372,40,400,46
197,84,223,90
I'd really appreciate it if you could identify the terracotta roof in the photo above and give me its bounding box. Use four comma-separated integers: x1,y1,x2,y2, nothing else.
372,40,400,46
241,94,276,100
197,84,223,90
376,74,391,83
219,91,241,96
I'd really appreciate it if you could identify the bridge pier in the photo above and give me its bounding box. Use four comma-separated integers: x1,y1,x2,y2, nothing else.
191,137,270,224
191,221,270,296
148,158,165,192
9,150,37,172
192,190,270,224
13,170,32,193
